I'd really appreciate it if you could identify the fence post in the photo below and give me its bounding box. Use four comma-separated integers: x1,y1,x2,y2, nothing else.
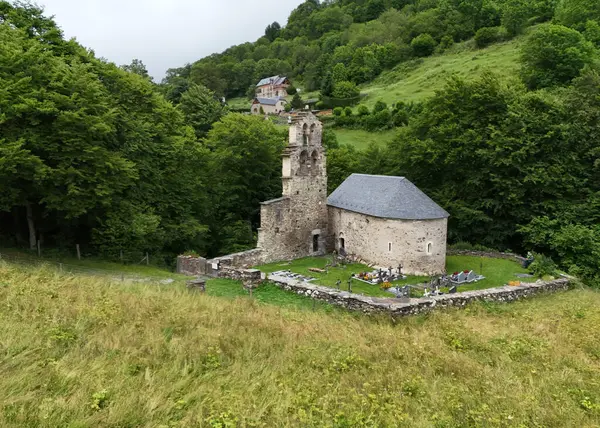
120,250,123,264
37,240,41,257
76,244,81,260
59,263,63,273
146,252,149,266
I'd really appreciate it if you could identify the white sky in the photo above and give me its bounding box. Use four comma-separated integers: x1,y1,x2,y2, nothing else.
38,0,304,81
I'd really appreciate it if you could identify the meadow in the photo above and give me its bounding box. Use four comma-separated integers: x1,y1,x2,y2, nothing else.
1,261,599,427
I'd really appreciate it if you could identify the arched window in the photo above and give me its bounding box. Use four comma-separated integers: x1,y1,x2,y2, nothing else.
298,150,309,175
310,150,318,175
427,242,433,255
310,123,316,144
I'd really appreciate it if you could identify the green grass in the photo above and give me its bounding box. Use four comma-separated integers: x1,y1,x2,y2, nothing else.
226,96,251,110
0,248,185,280
206,278,335,311
1,262,599,426
333,128,397,150
257,255,536,298
360,38,523,109
445,255,535,292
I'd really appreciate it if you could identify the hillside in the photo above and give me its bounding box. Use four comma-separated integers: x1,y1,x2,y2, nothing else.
360,37,522,107
1,262,599,426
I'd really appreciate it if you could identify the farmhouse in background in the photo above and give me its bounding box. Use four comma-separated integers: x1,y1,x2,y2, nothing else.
255,75,290,98
251,96,288,115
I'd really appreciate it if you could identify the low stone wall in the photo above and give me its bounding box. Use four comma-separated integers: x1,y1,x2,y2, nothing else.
207,249,265,269
267,273,571,316
447,249,527,264
177,255,208,276
177,249,265,277
215,267,262,284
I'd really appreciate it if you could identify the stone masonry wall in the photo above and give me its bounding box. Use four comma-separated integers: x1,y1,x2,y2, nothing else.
177,249,265,276
257,112,328,264
268,272,571,316
448,249,527,264
329,207,447,275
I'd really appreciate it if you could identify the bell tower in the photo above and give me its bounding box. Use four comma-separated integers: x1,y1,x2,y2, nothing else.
257,111,329,262
282,112,327,197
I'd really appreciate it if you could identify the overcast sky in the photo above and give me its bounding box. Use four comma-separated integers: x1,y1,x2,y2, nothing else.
38,0,304,81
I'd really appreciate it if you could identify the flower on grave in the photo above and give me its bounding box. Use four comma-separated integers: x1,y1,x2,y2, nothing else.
380,282,392,290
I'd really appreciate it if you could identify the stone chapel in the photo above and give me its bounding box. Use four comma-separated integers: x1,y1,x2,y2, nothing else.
256,112,449,275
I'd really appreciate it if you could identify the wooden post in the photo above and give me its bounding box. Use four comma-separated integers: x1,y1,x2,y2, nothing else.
121,274,124,282
120,250,123,263
37,240,41,257
146,252,149,266
59,263,63,273
76,244,81,260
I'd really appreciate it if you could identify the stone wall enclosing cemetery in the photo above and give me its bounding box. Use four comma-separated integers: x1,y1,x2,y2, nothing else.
447,249,527,264
267,272,571,316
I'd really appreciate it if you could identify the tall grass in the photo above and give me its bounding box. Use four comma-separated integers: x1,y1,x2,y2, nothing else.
1,263,600,427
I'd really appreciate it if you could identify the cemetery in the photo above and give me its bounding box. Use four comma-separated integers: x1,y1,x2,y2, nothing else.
256,253,538,300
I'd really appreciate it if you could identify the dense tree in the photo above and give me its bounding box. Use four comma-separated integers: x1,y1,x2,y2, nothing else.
204,114,286,254
121,58,151,79
264,21,281,42
178,84,227,139
555,0,600,31
411,33,437,57
520,24,596,89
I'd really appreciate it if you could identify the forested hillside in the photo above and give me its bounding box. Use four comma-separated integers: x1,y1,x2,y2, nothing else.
160,0,572,104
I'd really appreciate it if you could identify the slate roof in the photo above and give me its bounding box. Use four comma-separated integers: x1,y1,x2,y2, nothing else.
254,97,286,106
256,75,288,87
327,174,449,220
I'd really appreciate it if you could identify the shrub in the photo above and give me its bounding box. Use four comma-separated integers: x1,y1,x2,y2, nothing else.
528,253,558,278
333,107,343,116
475,26,502,48
411,33,437,57
438,35,454,52
284,103,292,112
343,107,353,116
373,100,388,113
286,85,297,95
332,81,360,99
315,101,325,110
520,24,595,89
357,105,370,116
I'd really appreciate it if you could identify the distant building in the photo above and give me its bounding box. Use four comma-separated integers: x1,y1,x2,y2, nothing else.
255,75,290,98
251,97,287,115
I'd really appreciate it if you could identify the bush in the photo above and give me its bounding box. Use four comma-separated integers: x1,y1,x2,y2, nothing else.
357,105,370,116
475,27,502,48
438,35,454,52
286,85,297,95
343,107,353,116
315,101,325,110
528,253,559,278
333,107,343,116
332,81,360,99
411,33,437,57
520,24,596,89
373,100,388,113
284,103,292,112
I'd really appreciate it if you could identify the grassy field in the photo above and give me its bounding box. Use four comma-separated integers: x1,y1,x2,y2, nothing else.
257,255,535,298
1,261,599,427
333,128,397,150
360,38,522,109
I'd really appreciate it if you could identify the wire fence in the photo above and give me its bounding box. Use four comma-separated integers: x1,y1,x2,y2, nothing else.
0,252,176,284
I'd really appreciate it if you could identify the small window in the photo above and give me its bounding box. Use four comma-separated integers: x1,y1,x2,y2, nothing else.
388,242,392,252
340,237,345,250
313,234,320,252
427,242,433,255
